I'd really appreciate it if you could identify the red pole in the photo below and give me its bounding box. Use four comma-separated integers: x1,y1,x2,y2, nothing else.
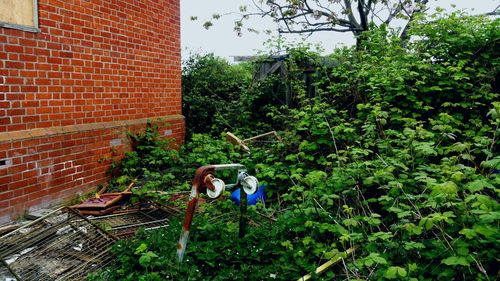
177,165,215,262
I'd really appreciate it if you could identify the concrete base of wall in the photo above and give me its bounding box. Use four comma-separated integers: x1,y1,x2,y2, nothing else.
0,114,185,224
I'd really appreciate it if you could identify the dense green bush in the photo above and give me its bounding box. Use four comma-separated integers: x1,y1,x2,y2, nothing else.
182,54,253,137
182,53,289,138
93,12,499,280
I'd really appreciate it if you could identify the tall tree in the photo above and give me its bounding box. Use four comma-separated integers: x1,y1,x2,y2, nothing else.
204,0,431,46
262,0,430,45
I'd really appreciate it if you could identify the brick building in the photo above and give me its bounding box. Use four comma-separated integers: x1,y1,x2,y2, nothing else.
0,0,184,224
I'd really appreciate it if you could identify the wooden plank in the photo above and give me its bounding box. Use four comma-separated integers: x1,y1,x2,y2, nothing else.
243,131,279,142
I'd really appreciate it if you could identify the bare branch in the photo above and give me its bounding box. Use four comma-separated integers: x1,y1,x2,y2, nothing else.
196,0,453,47
279,27,356,33
384,0,405,25
482,4,500,16
399,0,430,43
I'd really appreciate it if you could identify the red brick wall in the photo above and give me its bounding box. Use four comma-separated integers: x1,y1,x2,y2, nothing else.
0,0,183,224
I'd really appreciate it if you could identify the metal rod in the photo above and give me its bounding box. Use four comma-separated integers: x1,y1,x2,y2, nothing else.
109,218,170,231
177,190,197,262
57,247,114,280
0,207,66,239
177,164,257,262
177,165,216,262
67,207,118,242
212,164,245,170
239,188,248,238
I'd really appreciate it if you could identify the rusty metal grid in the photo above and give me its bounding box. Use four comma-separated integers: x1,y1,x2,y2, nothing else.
0,261,16,280
0,203,191,280
0,207,116,281
88,204,182,239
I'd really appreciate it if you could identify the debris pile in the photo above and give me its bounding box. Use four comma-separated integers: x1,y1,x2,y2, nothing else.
0,208,115,281
88,203,182,239
72,181,136,216
0,202,182,281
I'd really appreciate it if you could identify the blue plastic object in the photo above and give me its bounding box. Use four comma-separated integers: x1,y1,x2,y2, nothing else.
230,185,266,206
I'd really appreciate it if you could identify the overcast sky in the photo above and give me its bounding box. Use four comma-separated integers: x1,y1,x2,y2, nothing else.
180,0,499,61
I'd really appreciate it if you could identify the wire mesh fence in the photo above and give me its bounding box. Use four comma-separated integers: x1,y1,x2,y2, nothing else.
0,203,183,281
0,208,115,281
88,204,182,239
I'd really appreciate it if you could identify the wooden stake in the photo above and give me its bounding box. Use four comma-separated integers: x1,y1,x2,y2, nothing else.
296,247,356,281
124,178,138,192
243,131,279,142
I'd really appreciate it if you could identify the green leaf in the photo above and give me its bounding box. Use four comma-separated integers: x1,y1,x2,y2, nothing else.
138,251,158,268
368,231,394,241
441,256,469,266
450,172,464,182
403,241,425,250
385,266,407,279
135,243,148,254
303,170,328,187
139,255,151,267
481,157,500,169
342,218,359,227
459,228,477,239
413,141,437,156
281,240,293,250
431,181,458,197
473,224,497,238
369,253,387,265
465,180,494,193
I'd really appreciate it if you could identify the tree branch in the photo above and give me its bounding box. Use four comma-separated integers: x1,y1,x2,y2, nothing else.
481,4,499,16
384,0,404,25
343,0,360,29
358,0,369,31
399,0,429,42
279,27,356,34
200,0,453,47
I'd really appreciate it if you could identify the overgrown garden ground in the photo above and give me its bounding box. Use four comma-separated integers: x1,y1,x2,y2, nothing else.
89,12,499,280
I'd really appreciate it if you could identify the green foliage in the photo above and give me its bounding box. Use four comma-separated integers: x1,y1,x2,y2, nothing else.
107,125,253,202
89,206,312,281
94,12,499,281
182,53,292,138
105,122,179,194
182,53,258,137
